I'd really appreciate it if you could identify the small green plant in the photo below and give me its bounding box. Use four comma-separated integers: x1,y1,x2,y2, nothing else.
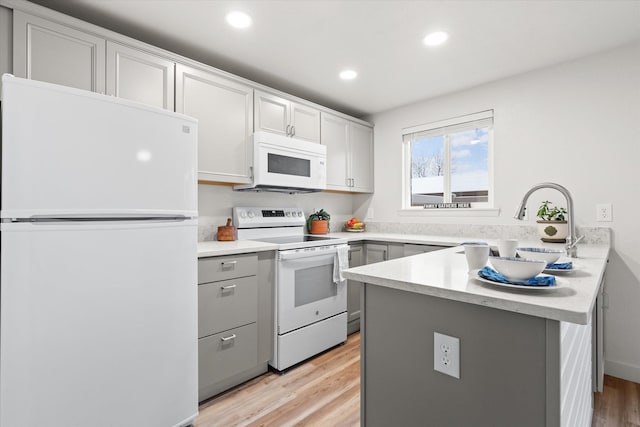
306,209,330,231
537,201,567,221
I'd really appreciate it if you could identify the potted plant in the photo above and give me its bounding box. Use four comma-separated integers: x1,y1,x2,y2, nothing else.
536,200,568,242
307,209,330,234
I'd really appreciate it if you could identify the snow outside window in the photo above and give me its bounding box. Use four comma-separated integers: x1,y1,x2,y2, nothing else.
402,111,493,208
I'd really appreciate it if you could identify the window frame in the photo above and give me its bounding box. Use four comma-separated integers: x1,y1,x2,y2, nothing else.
402,110,495,211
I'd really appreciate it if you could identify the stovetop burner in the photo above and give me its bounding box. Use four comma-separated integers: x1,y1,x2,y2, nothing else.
233,207,347,250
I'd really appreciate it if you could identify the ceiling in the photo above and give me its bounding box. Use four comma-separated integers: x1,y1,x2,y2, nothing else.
29,0,640,118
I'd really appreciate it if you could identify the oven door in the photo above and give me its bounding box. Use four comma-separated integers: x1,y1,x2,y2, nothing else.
277,245,347,334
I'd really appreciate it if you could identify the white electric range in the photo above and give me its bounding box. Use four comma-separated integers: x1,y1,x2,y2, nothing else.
233,207,348,371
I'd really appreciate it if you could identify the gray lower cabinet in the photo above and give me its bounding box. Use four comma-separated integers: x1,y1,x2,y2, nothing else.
403,243,447,257
347,243,364,334
198,251,274,401
364,242,404,264
346,242,404,334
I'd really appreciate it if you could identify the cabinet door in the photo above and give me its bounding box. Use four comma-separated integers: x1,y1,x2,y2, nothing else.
106,41,174,110
404,244,446,257
176,64,253,184
365,243,388,264
347,244,364,329
321,112,350,190
290,102,320,143
13,11,105,93
254,90,290,136
349,122,374,193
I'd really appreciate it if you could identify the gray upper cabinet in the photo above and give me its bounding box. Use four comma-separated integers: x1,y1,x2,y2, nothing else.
106,41,174,110
321,112,374,193
176,63,254,184
290,102,320,143
13,10,105,93
321,113,350,189
349,121,374,193
255,90,320,143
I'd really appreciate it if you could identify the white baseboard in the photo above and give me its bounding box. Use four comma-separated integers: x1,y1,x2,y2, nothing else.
605,359,640,383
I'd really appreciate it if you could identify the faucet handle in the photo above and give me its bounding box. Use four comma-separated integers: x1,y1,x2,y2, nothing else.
567,234,584,249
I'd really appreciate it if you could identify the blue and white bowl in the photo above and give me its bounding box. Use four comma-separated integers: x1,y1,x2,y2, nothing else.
489,256,546,281
516,247,563,265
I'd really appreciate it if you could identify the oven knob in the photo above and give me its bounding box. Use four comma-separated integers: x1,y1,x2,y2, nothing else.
248,211,255,218
239,211,247,218
315,310,319,316
285,211,291,217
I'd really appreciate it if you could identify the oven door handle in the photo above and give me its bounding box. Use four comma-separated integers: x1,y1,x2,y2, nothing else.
279,248,341,261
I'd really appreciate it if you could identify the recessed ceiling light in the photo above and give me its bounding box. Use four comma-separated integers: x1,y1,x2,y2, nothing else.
226,11,252,29
423,31,448,47
339,70,358,80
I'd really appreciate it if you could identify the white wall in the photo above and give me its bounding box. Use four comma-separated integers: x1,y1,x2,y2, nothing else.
198,184,353,241
361,41,640,382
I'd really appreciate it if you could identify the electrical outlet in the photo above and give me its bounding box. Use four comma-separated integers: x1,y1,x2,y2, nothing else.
596,203,612,222
434,332,460,379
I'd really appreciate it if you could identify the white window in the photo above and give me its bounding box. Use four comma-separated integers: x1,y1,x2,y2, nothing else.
402,110,493,209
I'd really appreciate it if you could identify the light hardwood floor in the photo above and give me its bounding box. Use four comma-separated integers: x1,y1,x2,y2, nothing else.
593,374,640,427
195,332,638,427
195,333,360,427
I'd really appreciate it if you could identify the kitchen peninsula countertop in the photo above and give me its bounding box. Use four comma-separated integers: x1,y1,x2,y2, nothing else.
343,242,609,325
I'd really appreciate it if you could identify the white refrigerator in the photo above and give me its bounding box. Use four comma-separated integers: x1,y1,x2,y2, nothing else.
0,75,199,427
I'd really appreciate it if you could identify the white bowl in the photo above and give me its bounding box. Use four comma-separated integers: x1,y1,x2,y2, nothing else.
489,256,546,281
515,247,563,265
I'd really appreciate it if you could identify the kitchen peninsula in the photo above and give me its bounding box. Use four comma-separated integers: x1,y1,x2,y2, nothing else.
343,243,609,427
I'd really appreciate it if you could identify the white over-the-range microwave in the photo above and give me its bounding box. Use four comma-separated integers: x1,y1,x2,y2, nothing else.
234,131,327,193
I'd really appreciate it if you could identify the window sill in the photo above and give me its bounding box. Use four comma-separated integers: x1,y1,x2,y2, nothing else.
398,208,501,217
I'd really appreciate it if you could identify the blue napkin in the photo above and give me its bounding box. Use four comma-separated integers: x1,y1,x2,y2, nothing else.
546,262,573,270
478,266,556,287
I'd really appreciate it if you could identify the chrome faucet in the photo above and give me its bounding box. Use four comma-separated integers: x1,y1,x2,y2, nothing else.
514,182,582,258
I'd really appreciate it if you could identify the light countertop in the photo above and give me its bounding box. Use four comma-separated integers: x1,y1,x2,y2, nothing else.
197,232,463,258
343,243,609,325
197,240,279,258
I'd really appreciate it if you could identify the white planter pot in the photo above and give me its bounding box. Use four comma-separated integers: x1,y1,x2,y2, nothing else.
536,220,568,243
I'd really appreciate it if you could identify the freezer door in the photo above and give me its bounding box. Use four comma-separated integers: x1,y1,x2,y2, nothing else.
1,75,197,219
0,220,198,427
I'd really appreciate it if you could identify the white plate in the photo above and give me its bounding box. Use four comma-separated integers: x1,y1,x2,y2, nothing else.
472,270,565,291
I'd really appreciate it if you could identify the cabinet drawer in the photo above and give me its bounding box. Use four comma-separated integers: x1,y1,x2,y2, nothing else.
198,323,258,395
198,276,258,338
198,253,257,284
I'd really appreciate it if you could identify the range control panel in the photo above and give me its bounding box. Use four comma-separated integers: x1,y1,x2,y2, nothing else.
233,207,306,228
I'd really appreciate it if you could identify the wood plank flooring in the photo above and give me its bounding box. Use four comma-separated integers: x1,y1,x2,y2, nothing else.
195,332,638,427
195,333,360,427
593,375,640,427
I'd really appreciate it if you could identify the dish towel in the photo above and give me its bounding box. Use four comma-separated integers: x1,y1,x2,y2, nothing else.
333,245,349,284
478,266,556,287
546,262,573,270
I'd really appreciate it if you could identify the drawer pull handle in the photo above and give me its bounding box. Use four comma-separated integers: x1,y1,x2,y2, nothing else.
221,260,237,269
220,334,237,342
221,284,237,291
